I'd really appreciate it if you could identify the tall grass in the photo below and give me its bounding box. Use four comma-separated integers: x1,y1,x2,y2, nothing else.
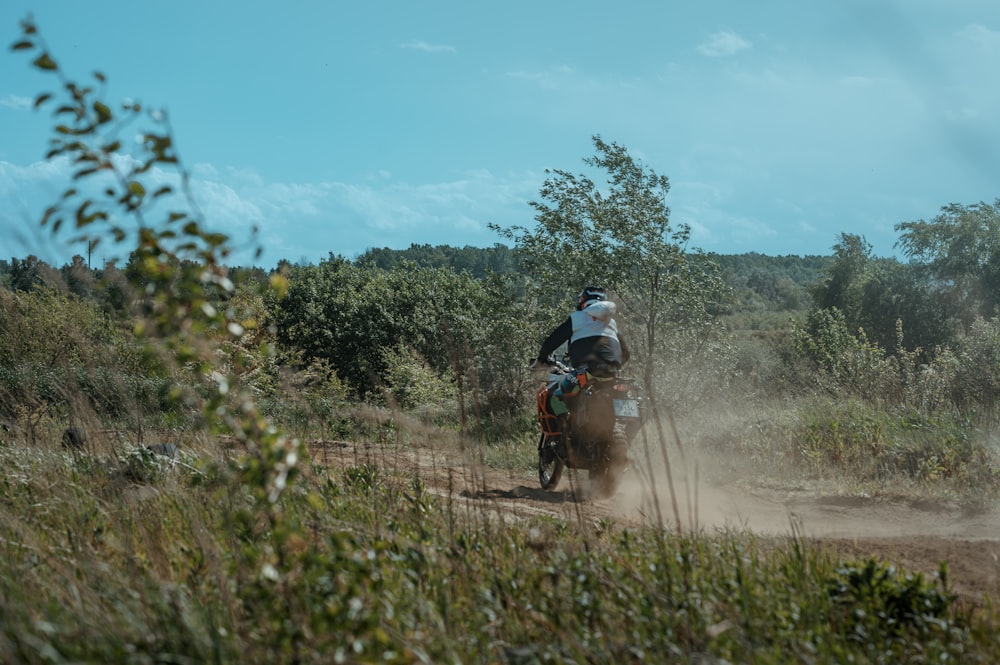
0,413,996,664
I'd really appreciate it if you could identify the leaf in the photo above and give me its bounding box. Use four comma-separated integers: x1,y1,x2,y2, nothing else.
74,167,99,179
93,70,106,83
40,204,58,227
93,101,112,124
33,93,51,108
10,40,33,51
32,53,57,71
76,201,96,227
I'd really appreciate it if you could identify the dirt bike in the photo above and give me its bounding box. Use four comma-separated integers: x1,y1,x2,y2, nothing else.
534,357,644,498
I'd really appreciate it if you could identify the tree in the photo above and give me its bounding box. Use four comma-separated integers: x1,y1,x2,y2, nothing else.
895,200,1000,327
856,260,952,354
809,233,872,333
9,255,60,292
493,135,730,397
808,233,954,356
61,254,96,299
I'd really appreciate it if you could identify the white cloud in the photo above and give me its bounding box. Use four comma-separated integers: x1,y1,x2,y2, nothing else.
0,95,32,110
503,65,577,90
957,23,1000,50
697,30,752,57
400,39,456,54
944,107,981,122
0,149,539,265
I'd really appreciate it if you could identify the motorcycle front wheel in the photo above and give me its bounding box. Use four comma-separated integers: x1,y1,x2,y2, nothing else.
538,433,564,490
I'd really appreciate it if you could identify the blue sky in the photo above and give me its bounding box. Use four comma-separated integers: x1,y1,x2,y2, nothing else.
2,1,999,268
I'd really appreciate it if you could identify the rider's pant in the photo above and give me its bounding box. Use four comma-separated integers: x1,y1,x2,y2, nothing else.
549,375,579,416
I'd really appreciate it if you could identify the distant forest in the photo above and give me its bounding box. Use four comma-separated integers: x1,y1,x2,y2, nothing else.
0,244,831,316
356,244,832,313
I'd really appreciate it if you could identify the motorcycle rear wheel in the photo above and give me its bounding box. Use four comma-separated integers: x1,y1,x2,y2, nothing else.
589,424,629,499
538,433,565,490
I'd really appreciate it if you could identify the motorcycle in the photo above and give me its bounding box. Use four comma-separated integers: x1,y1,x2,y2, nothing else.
533,357,644,498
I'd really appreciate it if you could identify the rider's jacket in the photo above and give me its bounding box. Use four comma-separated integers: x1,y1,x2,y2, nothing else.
537,300,629,375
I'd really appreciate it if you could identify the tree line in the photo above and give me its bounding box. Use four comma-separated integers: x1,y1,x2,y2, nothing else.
2,26,1000,445
3,151,999,444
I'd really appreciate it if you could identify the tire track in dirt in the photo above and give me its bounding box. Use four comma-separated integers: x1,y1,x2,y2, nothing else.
308,439,1000,604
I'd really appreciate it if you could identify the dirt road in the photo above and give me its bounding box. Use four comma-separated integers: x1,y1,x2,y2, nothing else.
308,439,1000,604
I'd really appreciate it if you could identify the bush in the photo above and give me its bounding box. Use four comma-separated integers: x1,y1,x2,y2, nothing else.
950,317,1000,413
379,344,458,425
795,400,1000,489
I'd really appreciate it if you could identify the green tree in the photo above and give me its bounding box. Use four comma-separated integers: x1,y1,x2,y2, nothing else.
807,233,955,356
273,259,483,395
493,135,730,397
61,254,96,300
809,233,872,333
856,260,953,354
9,255,60,292
895,200,1000,327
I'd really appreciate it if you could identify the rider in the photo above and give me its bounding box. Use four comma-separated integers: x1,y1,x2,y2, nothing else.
535,286,630,432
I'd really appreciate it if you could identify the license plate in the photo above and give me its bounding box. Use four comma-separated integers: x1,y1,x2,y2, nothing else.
614,399,639,418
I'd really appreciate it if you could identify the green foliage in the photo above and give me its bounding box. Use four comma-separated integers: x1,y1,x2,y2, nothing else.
810,233,872,322
807,233,954,355
856,259,954,354
896,200,1000,326
794,400,1000,487
807,203,1000,360
7,255,62,292
493,135,733,400
949,317,1000,412
712,252,830,313
378,344,458,423
355,242,518,278
793,305,1000,418
827,559,954,639
270,258,542,434
0,287,174,426
793,307,883,393
7,434,949,662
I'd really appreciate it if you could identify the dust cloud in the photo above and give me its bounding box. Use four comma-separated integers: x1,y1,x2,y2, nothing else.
610,435,1000,542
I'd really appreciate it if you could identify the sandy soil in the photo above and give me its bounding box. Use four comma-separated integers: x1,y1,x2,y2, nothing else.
307,438,1000,605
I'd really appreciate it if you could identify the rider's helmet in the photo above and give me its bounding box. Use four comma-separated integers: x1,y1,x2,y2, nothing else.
577,286,607,310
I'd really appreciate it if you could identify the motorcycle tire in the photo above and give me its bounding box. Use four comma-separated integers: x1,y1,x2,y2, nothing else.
588,424,629,499
538,433,564,490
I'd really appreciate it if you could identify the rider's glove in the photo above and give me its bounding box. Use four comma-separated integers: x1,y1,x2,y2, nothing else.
530,357,551,378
